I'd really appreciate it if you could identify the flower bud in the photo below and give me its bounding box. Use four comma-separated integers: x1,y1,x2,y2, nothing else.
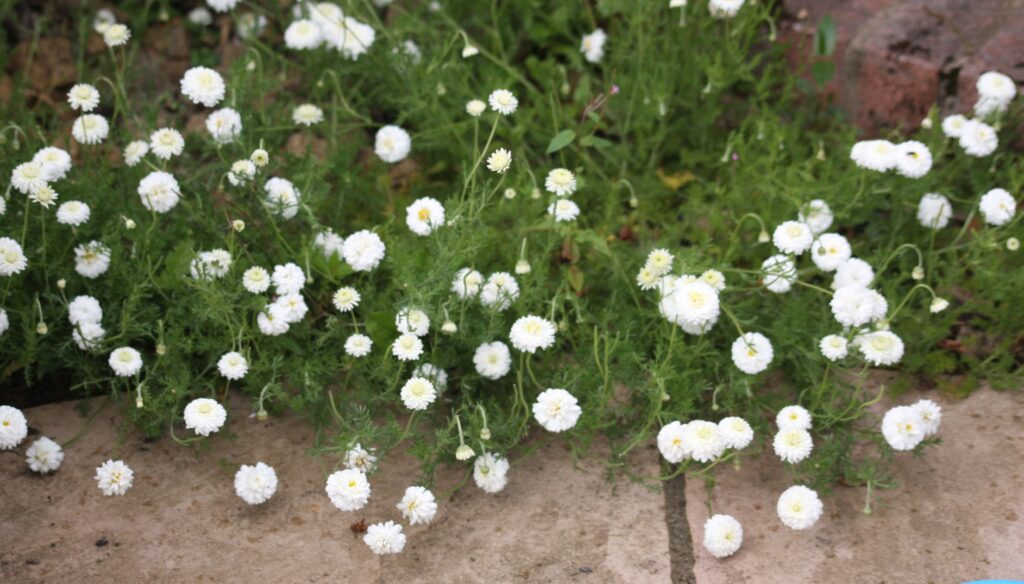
136,395,144,408
503,188,516,200
124,217,136,230
57,279,66,289
156,343,167,356
455,443,475,461
461,44,479,58
515,259,531,275
1008,237,1020,251
257,408,268,421
758,230,770,243
930,297,949,313
480,428,491,441
920,117,933,129
530,188,541,200
232,219,245,232
250,148,269,167
36,322,48,335
441,320,458,334
911,265,925,281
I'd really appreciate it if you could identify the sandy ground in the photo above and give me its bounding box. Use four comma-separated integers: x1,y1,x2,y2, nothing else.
0,395,670,584
686,387,1024,583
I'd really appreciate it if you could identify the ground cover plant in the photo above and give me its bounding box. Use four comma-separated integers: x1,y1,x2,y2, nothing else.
1,0,1022,560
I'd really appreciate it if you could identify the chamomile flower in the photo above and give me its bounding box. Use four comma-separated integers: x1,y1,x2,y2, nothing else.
271,263,305,295
0,405,28,449
731,332,773,375
930,297,950,313
474,341,512,379
761,254,796,293
72,114,109,144
181,66,226,107
124,140,149,166
324,17,376,60
894,141,932,178
332,287,360,312
374,125,411,163
314,230,345,259
74,241,111,279
480,272,520,311
799,199,834,234
109,347,143,377
400,376,436,410
228,160,257,186
392,333,424,361
830,286,887,328
191,249,232,280
657,421,689,463
881,405,924,451
68,83,100,111
772,221,813,255
717,417,754,450
473,452,509,493
486,148,512,174
102,24,131,47
548,199,580,222
206,107,243,144
263,177,301,219
33,146,72,181
343,230,386,272
636,267,659,291
850,139,897,172
776,405,812,430
913,399,942,436
832,258,874,290
709,0,745,18
660,281,720,328
683,420,726,463
150,128,185,159
364,521,405,555
406,197,446,235
773,427,813,463
0,238,28,276
856,330,904,366
580,28,607,63
959,119,998,157
509,315,556,353
416,364,448,397
545,168,577,196
451,268,484,298
68,295,103,327
206,0,240,12
292,103,324,126
285,19,323,49
325,468,371,511
29,185,59,208
941,114,968,138
975,71,1017,116
396,308,430,337
93,9,115,33
777,485,822,530
645,249,675,276
234,462,278,505
917,193,952,229
256,305,290,336
272,293,308,323
72,321,105,351
344,443,377,472
188,6,213,25
95,459,134,496
979,188,1016,226
699,269,726,292
217,352,249,380
810,233,852,272
398,486,437,525
703,515,743,558
466,99,486,117
54,201,89,227
183,398,227,436
242,266,271,293
819,334,848,361
11,162,47,195
532,388,582,432
344,333,373,357
26,437,64,473
488,89,518,115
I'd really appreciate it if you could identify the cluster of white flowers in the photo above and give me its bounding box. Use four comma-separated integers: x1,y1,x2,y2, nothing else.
284,2,376,59
972,71,1018,118
580,29,607,63
69,295,106,350
881,399,942,451
850,140,933,178
657,416,753,464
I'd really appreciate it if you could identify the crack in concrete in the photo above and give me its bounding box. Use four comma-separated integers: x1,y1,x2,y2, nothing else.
663,472,696,584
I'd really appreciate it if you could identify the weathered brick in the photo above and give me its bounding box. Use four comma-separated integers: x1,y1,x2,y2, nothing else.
955,9,1024,113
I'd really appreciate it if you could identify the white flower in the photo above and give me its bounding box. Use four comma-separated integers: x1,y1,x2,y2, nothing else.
466,99,486,117
345,333,373,357
509,315,556,353
762,254,796,293
832,258,874,290
958,119,998,157
26,436,64,473
451,268,483,298
856,330,904,366
481,272,520,311
548,199,580,222
123,140,149,167
0,405,28,450
332,287,360,312
975,71,1017,115
72,114,109,144
777,485,822,530
917,193,952,229
343,230,386,272
234,462,278,504
544,168,577,197
314,229,345,259
772,221,813,255
242,266,271,293
95,459,134,496
206,0,240,12
645,249,674,276
657,421,689,463
532,388,582,433
93,9,115,33
636,268,659,291
941,114,968,138
414,363,448,394
292,103,324,126
206,107,243,143
398,486,437,525
0,308,7,337
396,308,430,337
819,334,848,361
217,352,249,380
183,398,227,436
264,177,301,219
406,197,446,235
33,146,73,181
717,417,753,450
830,286,887,327
486,148,512,174
137,171,181,213
580,28,607,63
400,376,436,410
374,125,411,163
67,83,100,111
683,420,726,463
810,233,852,272
660,281,720,327
474,341,512,379
109,347,143,377
913,399,942,437
392,333,424,361
364,521,405,555
271,262,305,294
191,249,233,280
68,295,103,326
285,20,323,50
894,141,932,178
29,184,59,208
799,199,834,234
930,297,950,313
703,514,743,558
0,238,28,277
322,16,376,60
251,148,269,167
730,332,773,375
149,128,185,160
776,405,812,430
102,24,131,47
881,405,924,451
325,468,371,511
228,160,257,186
699,269,726,292
979,188,1016,226
181,66,225,107
850,139,896,172
709,0,745,18
272,293,308,323
462,44,479,58
256,305,290,336
488,89,518,115
73,321,106,351
473,453,510,493
188,6,213,25
773,427,813,463
11,162,47,194
56,201,90,226
344,443,377,472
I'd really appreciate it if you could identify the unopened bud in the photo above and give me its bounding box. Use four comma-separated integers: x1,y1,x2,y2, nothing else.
911,265,925,281
455,443,475,461
503,188,516,200
156,343,167,356
123,217,136,230
462,44,479,58
36,322,48,335
480,428,491,441
232,219,245,232
57,279,66,289
1008,237,1020,251
257,408,268,421
758,230,770,243
136,396,144,408
441,320,458,334
515,259,531,274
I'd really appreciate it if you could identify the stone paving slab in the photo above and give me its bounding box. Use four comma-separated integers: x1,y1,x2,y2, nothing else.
0,396,670,584
686,387,1024,583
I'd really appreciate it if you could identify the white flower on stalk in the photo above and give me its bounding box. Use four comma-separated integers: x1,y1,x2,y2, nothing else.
332,287,361,313
819,334,848,361
451,268,483,298
894,141,932,178
481,272,520,311
72,114,109,144
11,162,47,195
548,199,580,222
974,71,1017,117
285,19,323,49
509,315,556,353
396,308,430,337
645,249,674,277
242,267,271,293
913,399,942,436
68,295,103,326
799,199,834,234
941,114,968,138
717,417,753,450
314,230,345,259
398,486,437,525
0,238,28,276
257,305,290,336
703,514,743,558
832,258,874,290
272,293,307,324
414,363,448,393
532,388,582,433
709,0,745,18
344,333,373,357
364,521,405,555
124,140,149,167
659,281,720,328
228,160,257,186
264,177,301,219
183,398,227,436
102,24,131,47
474,341,512,379
29,185,59,208
580,28,607,63
217,352,249,380
683,420,726,463
881,405,925,451
850,139,896,172
762,254,796,293
466,99,486,117
730,332,773,375
392,333,424,361
234,462,278,505
325,468,371,511
374,125,411,163
545,168,578,197
68,84,100,111
400,377,436,410
657,421,689,463
181,66,225,107
271,262,305,295
773,427,813,463
206,108,243,144
323,16,376,60
33,147,72,181
26,436,64,473
777,485,822,530
406,197,446,236
776,405,812,430
830,286,887,328
344,443,377,472
191,249,233,280
57,201,91,226
150,128,185,159
488,89,518,115
958,119,998,157
292,104,324,126
917,193,952,229
343,230,386,272
855,330,904,366
700,269,726,292
74,241,111,279
772,221,813,255
810,233,852,272
188,7,213,25
979,188,1016,226
486,148,512,174
0,405,28,450
73,321,105,351
473,453,509,493
95,459,134,496
206,0,240,13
